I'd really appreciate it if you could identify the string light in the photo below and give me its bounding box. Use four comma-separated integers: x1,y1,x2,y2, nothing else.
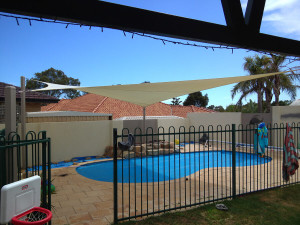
1,12,299,61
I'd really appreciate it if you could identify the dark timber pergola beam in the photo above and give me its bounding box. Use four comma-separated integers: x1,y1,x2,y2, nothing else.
245,0,266,33
221,0,245,31
0,0,299,56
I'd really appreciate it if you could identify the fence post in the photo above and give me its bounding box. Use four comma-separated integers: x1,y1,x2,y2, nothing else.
113,128,118,224
41,131,47,208
48,138,52,213
0,137,6,189
5,86,17,183
232,124,236,199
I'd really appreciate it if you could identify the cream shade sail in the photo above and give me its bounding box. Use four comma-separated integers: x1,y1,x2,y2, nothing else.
34,71,288,107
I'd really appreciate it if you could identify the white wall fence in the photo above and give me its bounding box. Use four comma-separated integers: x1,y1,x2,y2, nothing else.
0,106,299,162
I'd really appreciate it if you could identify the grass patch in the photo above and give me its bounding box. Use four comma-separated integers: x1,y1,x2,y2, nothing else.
120,184,300,225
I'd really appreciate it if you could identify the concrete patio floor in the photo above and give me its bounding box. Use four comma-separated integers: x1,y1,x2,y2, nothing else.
51,146,299,225
51,163,114,225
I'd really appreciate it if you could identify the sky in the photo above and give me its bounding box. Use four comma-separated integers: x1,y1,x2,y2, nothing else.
0,0,299,108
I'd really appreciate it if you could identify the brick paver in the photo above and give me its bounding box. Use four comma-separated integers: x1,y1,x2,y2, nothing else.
51,146,299,224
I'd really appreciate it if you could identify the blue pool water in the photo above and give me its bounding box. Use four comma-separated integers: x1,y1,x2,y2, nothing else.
26,156,111,171
76,151,271,183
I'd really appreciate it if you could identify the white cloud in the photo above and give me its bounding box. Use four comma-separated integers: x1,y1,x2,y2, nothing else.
264,0,297,11
241,0,297,12
263,0,300,38
241,0,300,39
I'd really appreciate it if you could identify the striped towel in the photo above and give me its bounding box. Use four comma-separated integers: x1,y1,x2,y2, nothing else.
283,123,299,182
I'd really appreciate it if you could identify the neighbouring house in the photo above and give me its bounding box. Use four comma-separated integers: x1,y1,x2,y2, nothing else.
42,93,214,119
0,82,59,123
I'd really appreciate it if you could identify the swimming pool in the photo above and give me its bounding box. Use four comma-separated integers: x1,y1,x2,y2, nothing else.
76,151,272,183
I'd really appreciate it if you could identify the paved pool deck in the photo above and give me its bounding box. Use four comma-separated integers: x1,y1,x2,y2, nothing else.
51,146,299,224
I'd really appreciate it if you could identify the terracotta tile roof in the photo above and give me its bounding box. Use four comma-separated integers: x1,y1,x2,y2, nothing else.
41,99,72,111
0,82,59,103
41,93,214,118
170,104,215,118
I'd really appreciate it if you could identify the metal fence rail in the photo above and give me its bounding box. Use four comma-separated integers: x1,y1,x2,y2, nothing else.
0,131,51,224
113,123,300,223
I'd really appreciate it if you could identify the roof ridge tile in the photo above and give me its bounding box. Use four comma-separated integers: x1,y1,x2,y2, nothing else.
93,96,108,113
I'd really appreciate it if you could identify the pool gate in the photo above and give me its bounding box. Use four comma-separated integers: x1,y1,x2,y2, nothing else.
113,123,300,223
0,131,52,225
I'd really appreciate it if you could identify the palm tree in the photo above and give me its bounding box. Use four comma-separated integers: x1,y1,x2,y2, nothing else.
232,55,270,113
266,54,298,108
232,54,299,113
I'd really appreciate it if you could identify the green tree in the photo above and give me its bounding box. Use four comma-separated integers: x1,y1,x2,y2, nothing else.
225,104,239,112
232,55,270,113
268,54,285,106
26,68,82,99
208,105,225,112
171,97,182,105
241,99,258,113
207,105,215,110
183,92,209,107
271,100,292,106
265,54,298,110
215,105,225,112
233,54,299,113
225,100,258,113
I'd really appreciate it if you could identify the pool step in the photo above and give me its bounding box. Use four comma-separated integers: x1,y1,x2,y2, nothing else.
123,151,136,159
123,147,181,158
146,148,176,156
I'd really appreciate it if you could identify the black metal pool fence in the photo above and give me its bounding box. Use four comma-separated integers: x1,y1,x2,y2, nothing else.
113,123,300,223
0,131,52,225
